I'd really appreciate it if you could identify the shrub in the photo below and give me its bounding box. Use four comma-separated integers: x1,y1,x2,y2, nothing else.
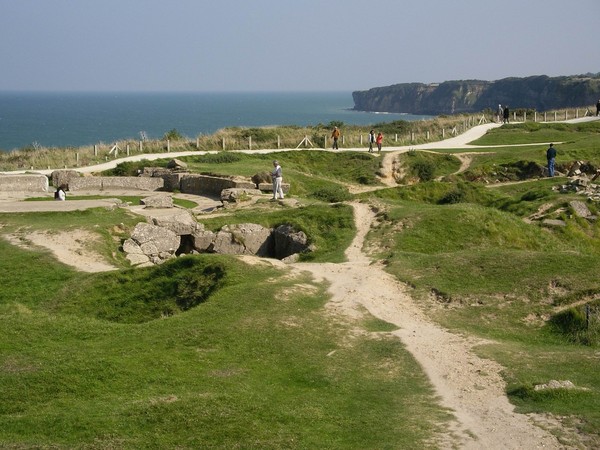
164,128,184,141
411,160,436,181
310,186,352,203
548,306,599,346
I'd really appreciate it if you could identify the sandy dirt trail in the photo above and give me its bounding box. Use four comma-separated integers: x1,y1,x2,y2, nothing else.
294,202,562,449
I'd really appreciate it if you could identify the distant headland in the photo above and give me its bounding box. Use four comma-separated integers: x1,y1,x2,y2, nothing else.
352,73,600,115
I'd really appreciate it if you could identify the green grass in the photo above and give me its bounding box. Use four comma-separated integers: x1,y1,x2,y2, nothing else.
0,247,449,449
3,119,600,447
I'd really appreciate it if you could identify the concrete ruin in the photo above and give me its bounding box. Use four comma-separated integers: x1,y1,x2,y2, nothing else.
0,174,49,192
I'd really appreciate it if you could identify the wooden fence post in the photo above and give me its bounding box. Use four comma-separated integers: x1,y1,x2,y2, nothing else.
139,140,143,153
554,111,557,121
126,144,130,156
222,137,225,150
196,138,200,149
167,139,170,152
277,135,281,149
248,136,252,150
94,145,98,156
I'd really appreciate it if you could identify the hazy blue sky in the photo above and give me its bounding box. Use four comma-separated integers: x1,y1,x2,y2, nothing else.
1,0,598,92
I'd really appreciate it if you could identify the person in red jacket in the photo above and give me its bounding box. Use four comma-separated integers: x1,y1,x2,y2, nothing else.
376,132,383,152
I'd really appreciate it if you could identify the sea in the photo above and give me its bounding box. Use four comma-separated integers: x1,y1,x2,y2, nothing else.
0,91,431,152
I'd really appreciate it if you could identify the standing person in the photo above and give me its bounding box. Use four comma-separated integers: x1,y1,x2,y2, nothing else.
376,132,383,152
271,160,284,200
368,129,375,153
331,126,340,150
497,104,503,123
596,99,600,116
503,105,510,124
546,143,557,177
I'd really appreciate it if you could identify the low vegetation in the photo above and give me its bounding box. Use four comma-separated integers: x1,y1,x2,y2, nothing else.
1,119,600,447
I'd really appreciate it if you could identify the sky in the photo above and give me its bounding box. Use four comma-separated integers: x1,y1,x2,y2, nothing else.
1,0,598,92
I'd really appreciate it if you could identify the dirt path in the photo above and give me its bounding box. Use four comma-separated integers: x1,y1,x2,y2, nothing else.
293,202,563,449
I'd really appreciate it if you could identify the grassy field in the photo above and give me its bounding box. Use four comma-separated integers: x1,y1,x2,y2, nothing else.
1,120,600,448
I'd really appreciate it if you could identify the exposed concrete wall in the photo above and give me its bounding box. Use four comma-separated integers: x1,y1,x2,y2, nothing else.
69,176,163,191
180,174,255,196
0,174,49,192
258,182,290,194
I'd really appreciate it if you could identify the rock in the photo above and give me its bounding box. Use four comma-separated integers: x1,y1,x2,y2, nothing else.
51,169,79,190
122,238,144,254
534,380,577,391
542,219,567,227
150,210,200,235
220,188,263,203
272,224,309,259
569,200,592,218
251,172,272,187
210,223,273,256
130,222,180,255
166,159,188,170
126,253,151,266
191,229,216,252
141,194,174,208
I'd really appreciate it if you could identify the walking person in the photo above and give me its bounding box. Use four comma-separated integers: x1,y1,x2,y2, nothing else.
503,105,510,124
596,99,600,116
271,160,284,200
331,126,340,150
368,129,375,153
497,104,503,123
376,132,383,152
546,143,557,177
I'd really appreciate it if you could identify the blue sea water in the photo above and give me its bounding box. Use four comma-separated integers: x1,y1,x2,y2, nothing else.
0,91,430,152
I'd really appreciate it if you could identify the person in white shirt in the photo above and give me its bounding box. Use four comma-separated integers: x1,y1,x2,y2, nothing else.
271,160,284,200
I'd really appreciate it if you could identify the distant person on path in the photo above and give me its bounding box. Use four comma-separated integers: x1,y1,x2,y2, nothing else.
271,160,284,200
54,185,66,201
497,104,503,123
331,126,341,149
546,143,557,177
376,132,383,152
596,99,600,116
503,105,510,124
368,130,375,153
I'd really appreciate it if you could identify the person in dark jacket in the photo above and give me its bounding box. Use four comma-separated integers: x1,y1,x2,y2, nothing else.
503,106,510,124
546,143,557,177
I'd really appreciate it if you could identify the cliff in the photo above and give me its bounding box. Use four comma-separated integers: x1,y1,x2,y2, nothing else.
352,74,600,115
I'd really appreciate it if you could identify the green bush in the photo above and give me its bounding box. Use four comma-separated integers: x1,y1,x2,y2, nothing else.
411,160,436,181
164,128,184,141
309,186,353,203
548,307,598,346
438,188,466,204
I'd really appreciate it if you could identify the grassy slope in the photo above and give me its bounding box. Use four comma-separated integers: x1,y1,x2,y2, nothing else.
360,122,600,445
2,121,600,447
